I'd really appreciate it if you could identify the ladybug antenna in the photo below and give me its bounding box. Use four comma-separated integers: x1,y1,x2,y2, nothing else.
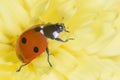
16,62,30,72
61,23,69,33
64,28,69,33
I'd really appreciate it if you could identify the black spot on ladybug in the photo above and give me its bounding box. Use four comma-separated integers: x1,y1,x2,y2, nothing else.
18,54,24,61
34,27,41,32
22,37,26,44
33,47,39,53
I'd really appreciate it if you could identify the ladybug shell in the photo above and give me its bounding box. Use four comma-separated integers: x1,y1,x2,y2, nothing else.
16,27,48,63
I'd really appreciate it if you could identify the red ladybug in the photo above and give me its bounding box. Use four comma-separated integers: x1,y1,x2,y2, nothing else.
16,23,73,72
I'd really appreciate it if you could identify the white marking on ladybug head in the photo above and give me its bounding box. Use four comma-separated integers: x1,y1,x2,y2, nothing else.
40,30,44,34
39,25,44,34
53,31,59,38
40,25,44,28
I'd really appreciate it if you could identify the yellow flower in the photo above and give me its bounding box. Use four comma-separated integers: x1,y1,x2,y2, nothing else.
0,0,120,80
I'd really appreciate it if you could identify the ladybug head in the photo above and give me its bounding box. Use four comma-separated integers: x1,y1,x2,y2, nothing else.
37,23,70,39
55,23,69,33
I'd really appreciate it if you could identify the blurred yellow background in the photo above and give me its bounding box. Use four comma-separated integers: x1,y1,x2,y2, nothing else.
0,0,120,80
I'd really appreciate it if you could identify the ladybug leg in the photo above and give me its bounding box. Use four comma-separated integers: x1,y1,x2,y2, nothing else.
55,38,74,42
16,62,30,72
46,47,52,67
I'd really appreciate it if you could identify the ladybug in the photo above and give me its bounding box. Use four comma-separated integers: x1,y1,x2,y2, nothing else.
16,23,73,72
